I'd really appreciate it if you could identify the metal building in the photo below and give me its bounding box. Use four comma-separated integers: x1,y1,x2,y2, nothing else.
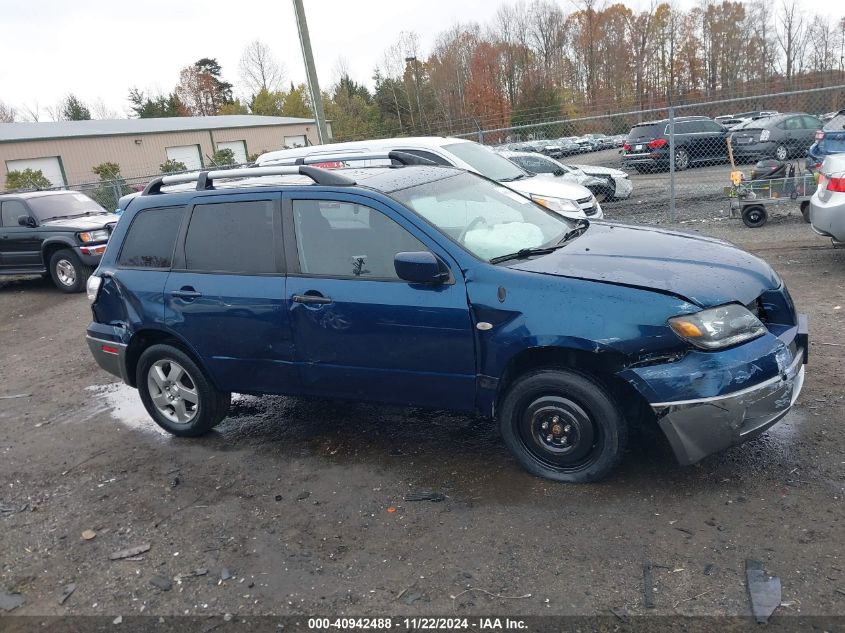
0,115,318,188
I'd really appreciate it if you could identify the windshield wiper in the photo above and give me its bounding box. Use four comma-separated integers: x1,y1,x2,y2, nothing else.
499,173,527,182
489,245,564,264
557,219,590,243
489,220,591,265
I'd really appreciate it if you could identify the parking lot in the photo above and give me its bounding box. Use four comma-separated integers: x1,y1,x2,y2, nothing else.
567,147,749,224
1,209,843,620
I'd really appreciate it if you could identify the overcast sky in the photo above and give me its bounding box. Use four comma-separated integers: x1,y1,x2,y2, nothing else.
0,0,812,120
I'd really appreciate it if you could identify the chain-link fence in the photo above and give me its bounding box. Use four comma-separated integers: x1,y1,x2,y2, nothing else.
455,84,845,225
3,85,843,225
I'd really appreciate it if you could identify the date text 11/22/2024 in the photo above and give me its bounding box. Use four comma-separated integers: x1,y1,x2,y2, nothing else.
307,617,527,630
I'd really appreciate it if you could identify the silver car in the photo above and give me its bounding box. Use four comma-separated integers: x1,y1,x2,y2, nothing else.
809,153,845,246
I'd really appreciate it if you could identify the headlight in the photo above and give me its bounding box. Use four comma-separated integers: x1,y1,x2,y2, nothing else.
530,194,581,214
78,229,109,243
669,304,767,350
759,130,770,142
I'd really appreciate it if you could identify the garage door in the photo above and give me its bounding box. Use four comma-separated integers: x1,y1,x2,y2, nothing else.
216,140,247,164
166,145,202,170
6,157,65,187
284,135,307,148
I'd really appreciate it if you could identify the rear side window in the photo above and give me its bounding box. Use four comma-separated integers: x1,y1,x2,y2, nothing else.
627,124,663,140
184,200,276,274
801,116,822,129
700,121,723,133
784,117,803,130
118,206,185,269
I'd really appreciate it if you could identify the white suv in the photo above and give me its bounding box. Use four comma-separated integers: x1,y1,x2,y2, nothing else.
256,137,602,220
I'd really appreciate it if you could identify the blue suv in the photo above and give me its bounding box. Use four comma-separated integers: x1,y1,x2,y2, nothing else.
86,161,807,483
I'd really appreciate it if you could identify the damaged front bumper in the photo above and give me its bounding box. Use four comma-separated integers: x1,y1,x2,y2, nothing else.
651,343,805,465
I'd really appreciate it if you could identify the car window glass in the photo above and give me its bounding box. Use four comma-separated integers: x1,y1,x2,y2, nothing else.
673,121,696,134
701,121,722,133
118,206,185,269
26,193,105,221
522,155,554,172
784,117,803,130
293,200,427,279
1,201,29,227
802,116,822,129
184,200,276,274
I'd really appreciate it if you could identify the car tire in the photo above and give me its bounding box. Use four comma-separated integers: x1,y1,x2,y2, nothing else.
49,249,91,293
137,344,231,437
674,148,690,171
801,201,811,223
774,144,789,161
742,204,768,228
499,369,628,483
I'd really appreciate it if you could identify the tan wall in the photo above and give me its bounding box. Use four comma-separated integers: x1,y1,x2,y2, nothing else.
0,123,318,187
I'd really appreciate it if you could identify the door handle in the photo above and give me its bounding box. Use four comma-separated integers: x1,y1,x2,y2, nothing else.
292,293,332,305
170,287,202,300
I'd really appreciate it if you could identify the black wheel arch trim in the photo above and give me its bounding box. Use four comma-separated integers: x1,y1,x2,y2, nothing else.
124,325,221,391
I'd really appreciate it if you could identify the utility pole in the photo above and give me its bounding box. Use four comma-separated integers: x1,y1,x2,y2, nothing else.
292,0,329,144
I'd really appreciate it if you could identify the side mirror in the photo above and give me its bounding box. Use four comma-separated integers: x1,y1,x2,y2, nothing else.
18,215,36,228
394,251,447,284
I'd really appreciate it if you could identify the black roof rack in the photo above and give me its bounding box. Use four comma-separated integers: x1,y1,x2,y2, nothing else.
141,165,356,195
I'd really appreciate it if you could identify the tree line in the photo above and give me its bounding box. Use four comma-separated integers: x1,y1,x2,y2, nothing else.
2,0,844,143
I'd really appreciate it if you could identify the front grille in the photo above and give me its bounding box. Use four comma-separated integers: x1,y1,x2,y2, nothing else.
576,196,599,216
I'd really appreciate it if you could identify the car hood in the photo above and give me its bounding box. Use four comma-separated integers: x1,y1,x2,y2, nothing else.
571,165,627,178
505,174,593,200
41,214,119,230
509,223,779,307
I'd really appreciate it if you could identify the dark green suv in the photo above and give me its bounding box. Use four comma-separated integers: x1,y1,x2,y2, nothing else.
0,190,117,292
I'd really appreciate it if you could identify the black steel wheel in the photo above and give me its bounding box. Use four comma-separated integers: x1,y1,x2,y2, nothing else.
499,369,627,483
742,204,768,228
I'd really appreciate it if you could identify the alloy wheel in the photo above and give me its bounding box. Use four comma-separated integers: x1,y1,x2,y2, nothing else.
147,359,199,424
55,259,76,287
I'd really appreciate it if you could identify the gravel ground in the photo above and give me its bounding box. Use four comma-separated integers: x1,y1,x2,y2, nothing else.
0,210,843,624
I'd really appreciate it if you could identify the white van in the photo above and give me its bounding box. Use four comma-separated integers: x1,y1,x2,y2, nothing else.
256,137,602,220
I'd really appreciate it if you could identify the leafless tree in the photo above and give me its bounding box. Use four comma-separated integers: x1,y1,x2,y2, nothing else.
238,40,286,95
776,0,810,81
91,97,119,120
20,101,41,122
45,101,64,122
0,100,16,123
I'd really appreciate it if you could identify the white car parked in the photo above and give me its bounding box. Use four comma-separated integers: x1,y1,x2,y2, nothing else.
257,137,602,220
498,150,633,202
809,153,845,246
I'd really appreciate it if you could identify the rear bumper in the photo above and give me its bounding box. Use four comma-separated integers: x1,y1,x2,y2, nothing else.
652,334,806,466
86,334,129,382
732,141,776,158
809,192,845,242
